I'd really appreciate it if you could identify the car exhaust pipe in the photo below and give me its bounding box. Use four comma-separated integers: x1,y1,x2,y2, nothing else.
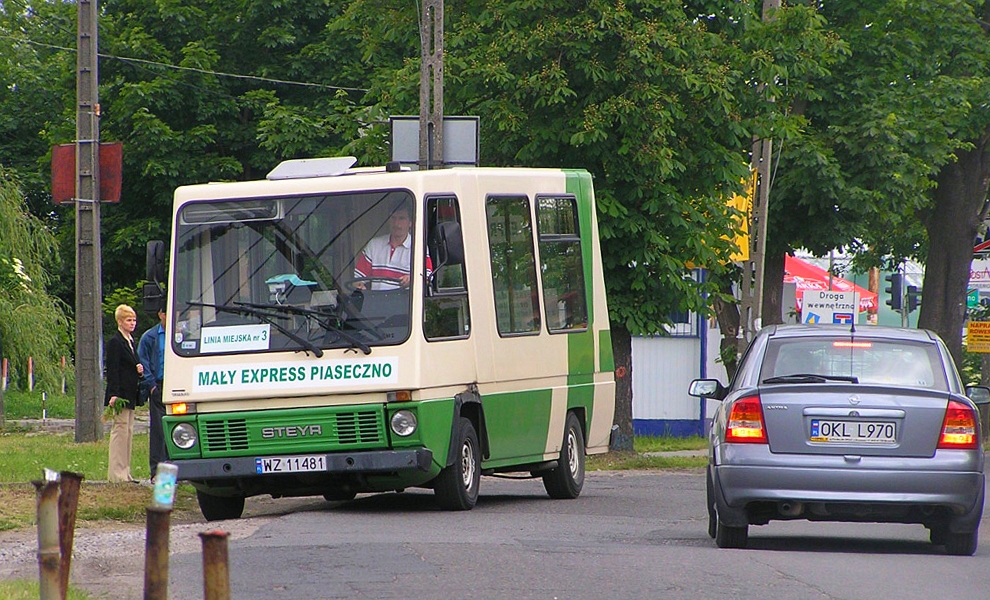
778,501,804,517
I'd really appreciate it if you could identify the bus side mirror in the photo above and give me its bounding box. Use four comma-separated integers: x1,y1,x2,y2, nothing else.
142,282,165,313
146,240,166,283
144,240,166,313
435,221,463,266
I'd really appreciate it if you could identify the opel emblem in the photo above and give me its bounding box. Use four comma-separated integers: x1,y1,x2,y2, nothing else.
848,395,861,405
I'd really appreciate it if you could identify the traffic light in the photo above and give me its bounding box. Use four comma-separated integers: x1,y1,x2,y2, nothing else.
885,273,903,311
906,285,921,313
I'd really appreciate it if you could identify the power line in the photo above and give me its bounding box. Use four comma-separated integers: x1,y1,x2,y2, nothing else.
0,33,368,93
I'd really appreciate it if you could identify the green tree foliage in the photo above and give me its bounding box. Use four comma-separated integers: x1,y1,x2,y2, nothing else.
769,0,990,364
0,170,74,392
0,0,843,445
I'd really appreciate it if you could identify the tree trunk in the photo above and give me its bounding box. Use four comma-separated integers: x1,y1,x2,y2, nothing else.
713,281,741,380
762,250,786,326
609,325,634,451
919,129,990,368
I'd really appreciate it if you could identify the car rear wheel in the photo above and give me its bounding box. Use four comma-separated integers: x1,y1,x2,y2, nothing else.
706,467,717,539
944,530,978,556
714,505,748,549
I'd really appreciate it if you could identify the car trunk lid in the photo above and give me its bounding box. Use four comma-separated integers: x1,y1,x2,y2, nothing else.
760,384,950,458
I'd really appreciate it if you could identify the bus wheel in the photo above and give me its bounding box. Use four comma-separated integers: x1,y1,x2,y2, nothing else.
434,417,480,510
543,412,585,499
322,489,357,502
196,490,245,521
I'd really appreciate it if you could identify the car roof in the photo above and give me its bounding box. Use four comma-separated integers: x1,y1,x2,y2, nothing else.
761,324,939,343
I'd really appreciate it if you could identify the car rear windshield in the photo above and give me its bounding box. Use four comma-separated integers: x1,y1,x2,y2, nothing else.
760,337,948,391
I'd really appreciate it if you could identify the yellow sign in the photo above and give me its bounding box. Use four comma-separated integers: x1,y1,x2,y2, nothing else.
726,170,756,263
966,321,990,353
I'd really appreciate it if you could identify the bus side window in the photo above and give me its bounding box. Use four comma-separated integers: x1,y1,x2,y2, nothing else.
536,196,588,332
486,195,541,336
424,196,471,340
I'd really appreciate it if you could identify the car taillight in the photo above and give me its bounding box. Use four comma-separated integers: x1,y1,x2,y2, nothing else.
937,400,979,450
725,395,767,444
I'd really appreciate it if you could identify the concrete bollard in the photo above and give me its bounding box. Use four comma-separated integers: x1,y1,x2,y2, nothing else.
199,530,230,600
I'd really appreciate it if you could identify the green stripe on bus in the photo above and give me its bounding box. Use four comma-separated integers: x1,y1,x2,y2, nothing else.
480,388,553,465
599,329,615,371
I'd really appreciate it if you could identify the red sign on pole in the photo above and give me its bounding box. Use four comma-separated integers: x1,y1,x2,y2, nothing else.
51,142,123,204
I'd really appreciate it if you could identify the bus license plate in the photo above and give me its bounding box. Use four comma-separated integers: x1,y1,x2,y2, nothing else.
810,420,896,443
255,455,327,474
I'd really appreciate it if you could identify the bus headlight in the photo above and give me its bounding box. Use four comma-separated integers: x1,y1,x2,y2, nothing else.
171,422,198,449
390,410,418,437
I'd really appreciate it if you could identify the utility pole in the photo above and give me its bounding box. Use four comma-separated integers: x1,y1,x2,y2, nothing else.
419,0,443,170
736,0,779,356
75,0,104,443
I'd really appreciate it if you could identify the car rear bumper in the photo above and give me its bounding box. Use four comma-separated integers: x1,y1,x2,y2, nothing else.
717,463,984,508
712,445,985,530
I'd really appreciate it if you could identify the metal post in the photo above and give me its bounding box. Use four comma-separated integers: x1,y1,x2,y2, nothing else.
74,0,104,443
419,0,444,169
200,530,231,600
143,507,171,600
57,471,84,600
35,475,61,600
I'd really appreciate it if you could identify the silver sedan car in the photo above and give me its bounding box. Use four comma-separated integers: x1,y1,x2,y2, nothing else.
689,324,985,555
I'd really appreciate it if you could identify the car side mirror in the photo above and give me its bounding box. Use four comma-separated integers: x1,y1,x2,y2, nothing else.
966,385,990,405
688,379,725,400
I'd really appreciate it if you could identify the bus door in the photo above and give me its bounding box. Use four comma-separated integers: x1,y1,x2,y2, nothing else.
481,193,593,465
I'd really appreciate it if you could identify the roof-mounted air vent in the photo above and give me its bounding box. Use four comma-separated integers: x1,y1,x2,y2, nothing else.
266,156,358,180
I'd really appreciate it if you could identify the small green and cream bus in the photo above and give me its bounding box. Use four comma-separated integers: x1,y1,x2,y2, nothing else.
147,157,615,520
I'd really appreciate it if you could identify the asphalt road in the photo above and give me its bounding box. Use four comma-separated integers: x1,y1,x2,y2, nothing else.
164,469,990,600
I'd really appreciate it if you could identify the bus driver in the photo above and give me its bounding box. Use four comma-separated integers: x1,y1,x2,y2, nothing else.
354,202,415,291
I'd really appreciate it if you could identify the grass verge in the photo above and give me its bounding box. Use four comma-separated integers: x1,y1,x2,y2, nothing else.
0,430,152,482
2,390,76,419
0,428,198,531
588,451,707,470
0,579,92,599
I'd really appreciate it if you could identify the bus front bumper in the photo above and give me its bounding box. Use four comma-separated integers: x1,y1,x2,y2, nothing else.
175,448,434,481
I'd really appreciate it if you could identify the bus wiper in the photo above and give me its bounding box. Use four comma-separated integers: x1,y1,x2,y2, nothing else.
762,373,859,384
235,301,372,355
187,301,324,358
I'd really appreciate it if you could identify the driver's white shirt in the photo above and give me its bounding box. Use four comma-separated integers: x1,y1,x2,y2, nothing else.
354,233,411,290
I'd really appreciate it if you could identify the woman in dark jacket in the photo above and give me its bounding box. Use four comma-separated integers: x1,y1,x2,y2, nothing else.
105,304,144,482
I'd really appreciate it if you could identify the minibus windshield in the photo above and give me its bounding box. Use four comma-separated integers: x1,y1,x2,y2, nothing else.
171,190,416,356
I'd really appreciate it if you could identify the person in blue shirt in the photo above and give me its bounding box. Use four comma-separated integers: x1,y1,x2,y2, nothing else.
139,304,167,480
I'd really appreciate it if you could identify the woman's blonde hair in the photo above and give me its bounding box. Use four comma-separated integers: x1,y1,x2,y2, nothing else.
114,304,136,325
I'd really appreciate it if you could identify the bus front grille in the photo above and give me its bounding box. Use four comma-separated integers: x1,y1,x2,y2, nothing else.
204,419,249,452
198,407,386,457
337,411,382,444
